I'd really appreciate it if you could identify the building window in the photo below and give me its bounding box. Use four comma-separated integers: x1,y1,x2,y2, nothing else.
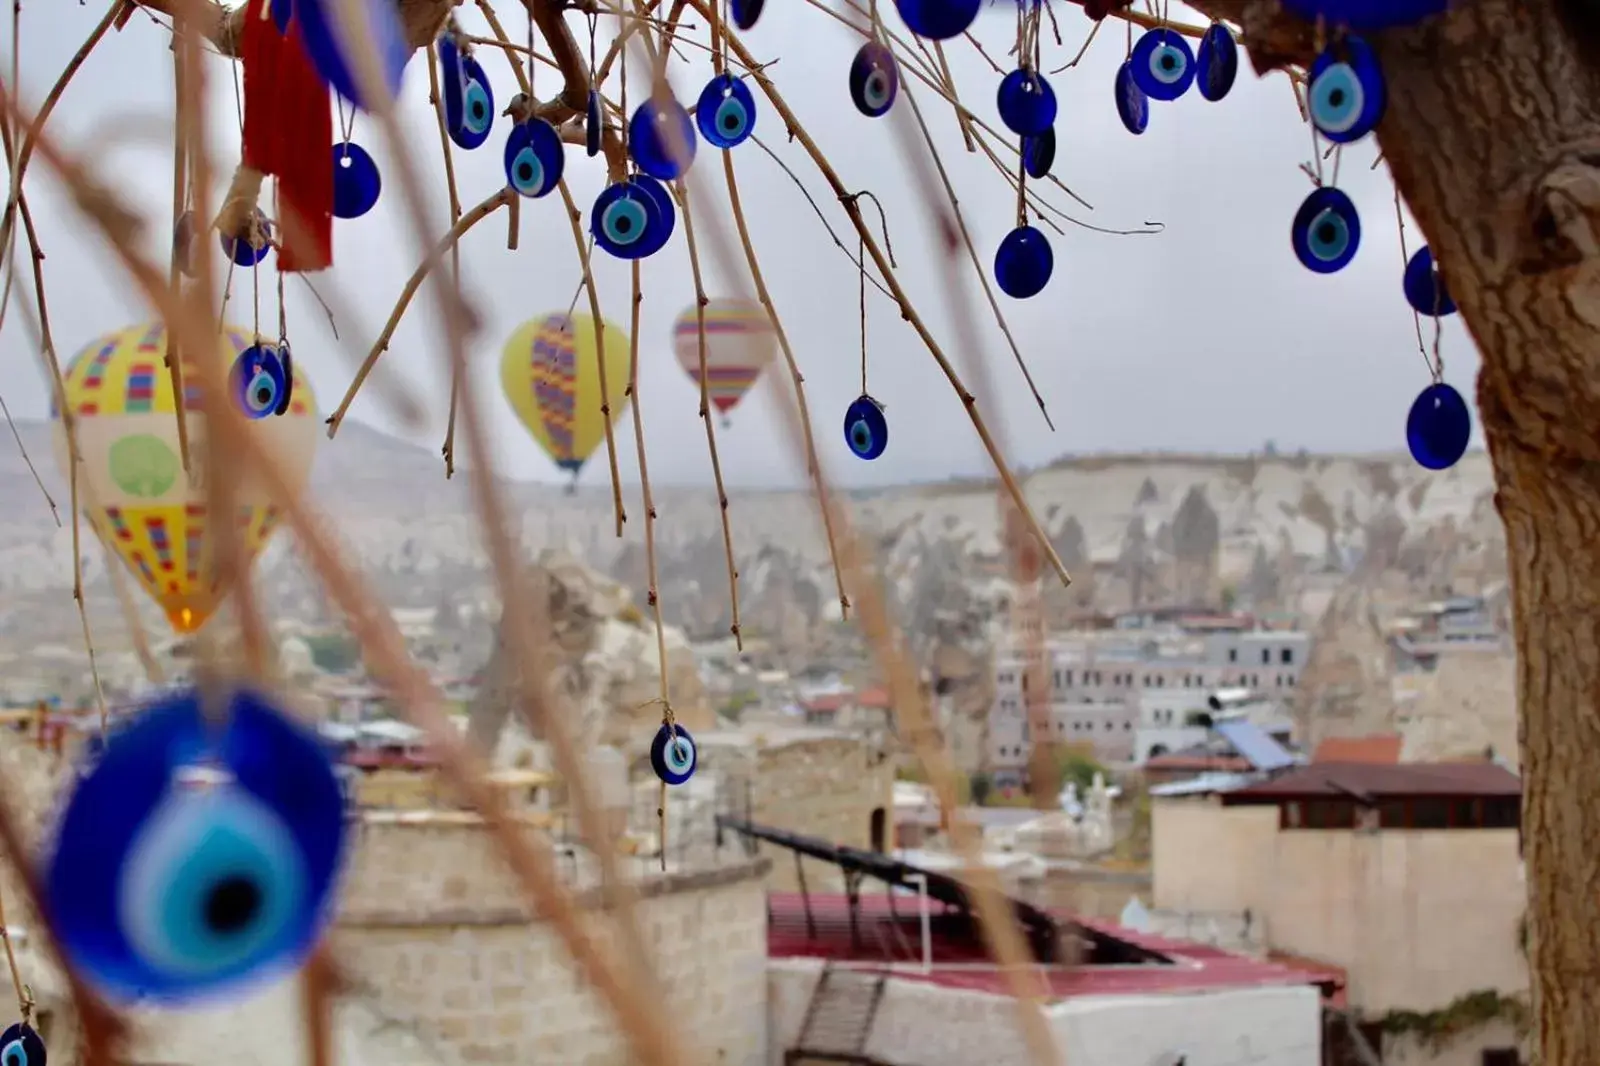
1281,647,1295,664
1261,648,1271,664
1228,648,1238,663
1484,798,1520,830
1413,799,1451,829
1481,1050,1519,1066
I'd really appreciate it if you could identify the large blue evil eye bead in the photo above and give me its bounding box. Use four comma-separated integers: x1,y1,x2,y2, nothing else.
503,119,565,199
996,69,1057,137
220,214,273,268
447,55,496,151
1022,128,1055,179
44,686,348,1003
332,142,382,219
231,345,289,420
1196,22,1238,102
629,175,677,258
696,74,757,149
591,182,665,260
650,724,698,786
1404,245,1457,316
849,42,900,118
731,0,764,29
994,225,1054,299
1291,186,1361,274
0,1023,45,1066
1115,61,1149,135
1406,382,1472,471
844,395,889,461
1279,0,1447,31
1130,29,1195,102
893,0,981,41
292,0,408,109
629,99,698,181
1308,35,1385,143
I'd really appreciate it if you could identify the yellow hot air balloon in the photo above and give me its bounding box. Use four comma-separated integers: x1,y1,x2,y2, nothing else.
49,322,319,635
500,311,631,484
671,297,776,426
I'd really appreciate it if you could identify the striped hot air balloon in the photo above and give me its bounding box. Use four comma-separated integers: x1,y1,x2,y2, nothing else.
671,298,776,425
500,312,631,487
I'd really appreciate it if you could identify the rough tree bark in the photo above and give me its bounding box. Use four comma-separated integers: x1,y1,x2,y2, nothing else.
1195,1,1600,1062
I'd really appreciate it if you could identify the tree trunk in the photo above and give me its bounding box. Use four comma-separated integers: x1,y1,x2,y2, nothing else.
1204,1,1600,1061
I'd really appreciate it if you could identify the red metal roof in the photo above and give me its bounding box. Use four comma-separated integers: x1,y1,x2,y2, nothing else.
1311,734,1403,765
767,892,1318,1001
1221,761,1519,802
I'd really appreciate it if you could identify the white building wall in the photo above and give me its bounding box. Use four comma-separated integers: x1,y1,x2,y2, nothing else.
768,959,1321,1066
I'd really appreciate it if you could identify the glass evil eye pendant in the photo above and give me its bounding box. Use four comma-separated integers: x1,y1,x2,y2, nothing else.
1291,186,1361,274
230,343,293,420
849,42,900,119
1279,0,1447,31
590,177,674,260
0,1022,45,1066
1130,28,1195,102
844,395,889,461
1407,382,1471,470
1404,244,1457,316
440,40,495,151
650,723,698,786
731,0,764,30
173,211,198,279
1196,22,1239,102
994,224,1054,299
332,142,382,220
1022,128,1055,179
586,88,603,157
893,0,981,41
996,69,1057,137
695,73,757,149
219,212,273,268
292,0,408,109
1115,61,1150,135
503,119,566,199
44,686,349,1004
1307,34,1386,144
629,99,698,181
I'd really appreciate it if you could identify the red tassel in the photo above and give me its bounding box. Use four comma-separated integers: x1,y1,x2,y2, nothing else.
239,0,333,272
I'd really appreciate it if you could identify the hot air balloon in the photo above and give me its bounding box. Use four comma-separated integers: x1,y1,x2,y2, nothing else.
671,297,776,427
49,322,319,635
500,311,631,488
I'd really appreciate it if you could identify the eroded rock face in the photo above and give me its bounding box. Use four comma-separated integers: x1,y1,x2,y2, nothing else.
466,549,711,761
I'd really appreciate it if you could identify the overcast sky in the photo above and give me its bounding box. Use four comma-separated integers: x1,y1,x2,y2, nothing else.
9,2,1478,490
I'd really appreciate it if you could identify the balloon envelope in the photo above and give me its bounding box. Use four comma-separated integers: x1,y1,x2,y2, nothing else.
671,298,776,416
500,312,631,475
50,323,319,634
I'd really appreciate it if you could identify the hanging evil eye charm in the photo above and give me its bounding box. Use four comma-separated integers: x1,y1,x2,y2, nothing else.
591,179,669,260
844,395,889,461
275,342,296,417
292,0,408,109
1404,245,1457,316
1279,0,1447,31
1291,186,1361,274
893,0,982,41
696,73,757,149
219,213,273,268
1130,28,1195,101
438,36,466,130
1407,382,1471,470
173,210,197,279
1022,128,1055,179
0,1023,44,1066
503,119,565,199
650,723,698,786
994,224,1054,299
1196,22,1238,102
731,0,764,30
997,68,1057,137
1115,61,1150,135
332,142,381,219
849,42,900,119
44,686,349,1003
629,99,698,181
631,174,677,256
586,88,603,158
444,49,495,151
230,344,289,420
1308,35,1385,144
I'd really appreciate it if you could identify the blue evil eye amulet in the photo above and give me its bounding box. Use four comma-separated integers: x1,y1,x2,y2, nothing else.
440,39,496,151
629,99,698,181
590,176,675,260
1196,22,1238,102
220,213,273,268
1279,0,1448,31
696,74,757,149
1115,61,1150,135
731,0,764,30
1022,128,1055,179
503,119,566,199
994,225,1054,299
850,42,900,118
1406,382,1471,471
997,69,1057,137
332,142,381,219
1307,34,1386,144
44,686,349,1003
1129,28,1195,102
230,343,294,419
651,724,698,786
1291,186,1361,274
293,0,408,110
1403,245,1456,316
844,395,889,461
893,0,981,42
0,1022,45,1066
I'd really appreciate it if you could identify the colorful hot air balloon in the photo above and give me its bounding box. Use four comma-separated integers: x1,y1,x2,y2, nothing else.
671,297,776,425
500,311,632,484
49,323,319,635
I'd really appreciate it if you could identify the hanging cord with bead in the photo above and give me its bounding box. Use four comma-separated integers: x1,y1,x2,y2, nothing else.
839,190,895,396
0,881,32,1032
1393,188,1444,382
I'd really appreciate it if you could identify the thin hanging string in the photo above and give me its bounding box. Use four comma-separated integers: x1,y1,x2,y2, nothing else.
1015,144,1028,228
336,94,353,147
277,266,288,344
527,12,536,99
1393,188,1442,382
858,232,869,396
